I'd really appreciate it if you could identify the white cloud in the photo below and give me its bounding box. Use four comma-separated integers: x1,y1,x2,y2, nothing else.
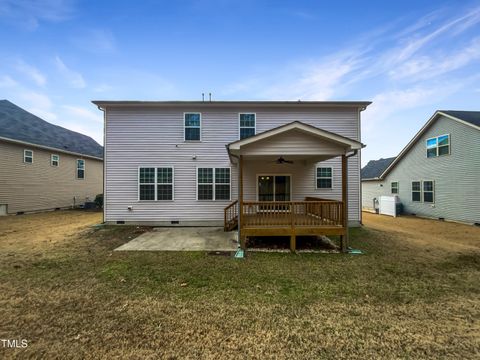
63,105,103,123
14,60,46,86
71,29,116,54
390,37,480,80
54,56,86,88
93,83,113,93
0,0,75,29
0,75,17,87
16,90,57,121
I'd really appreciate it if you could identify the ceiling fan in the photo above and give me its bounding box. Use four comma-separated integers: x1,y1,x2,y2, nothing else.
272,156,294,164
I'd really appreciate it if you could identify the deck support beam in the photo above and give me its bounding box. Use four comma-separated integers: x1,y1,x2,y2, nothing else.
340,154,349,253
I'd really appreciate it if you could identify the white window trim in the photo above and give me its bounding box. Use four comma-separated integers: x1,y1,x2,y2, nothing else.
184,112,202,142
196,167,231,201
76,159,85,180
412,181,422,202
238,113,256,140
426,134,450,158
137,166,175,201
51,154,59,167
24,149,33,164
315,166,333,189
391,181,399,194
422,179,435,204
256,174,292,201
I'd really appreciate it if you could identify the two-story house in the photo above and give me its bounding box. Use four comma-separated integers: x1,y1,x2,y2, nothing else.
0,100,103,215
93,100,371,251
361,110,480,225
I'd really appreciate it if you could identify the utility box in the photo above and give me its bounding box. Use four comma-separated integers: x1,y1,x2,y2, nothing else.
0,204,7,216
379,196,401,217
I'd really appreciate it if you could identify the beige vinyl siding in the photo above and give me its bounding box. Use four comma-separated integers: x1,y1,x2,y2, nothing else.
104,106,362,225
0,140,103,214
361,115,480,224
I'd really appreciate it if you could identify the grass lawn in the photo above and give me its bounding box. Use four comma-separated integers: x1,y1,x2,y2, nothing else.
0,211,479,359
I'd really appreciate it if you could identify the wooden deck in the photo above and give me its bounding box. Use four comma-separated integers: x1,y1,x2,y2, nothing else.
224,198,346,250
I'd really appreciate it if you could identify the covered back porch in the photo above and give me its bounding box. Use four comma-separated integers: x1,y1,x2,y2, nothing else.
225,121,364,252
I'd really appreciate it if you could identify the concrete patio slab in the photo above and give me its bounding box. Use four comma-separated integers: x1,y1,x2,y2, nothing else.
114,227,238,251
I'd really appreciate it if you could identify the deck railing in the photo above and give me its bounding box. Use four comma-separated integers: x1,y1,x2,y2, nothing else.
241,200,343,227
224,200,238,231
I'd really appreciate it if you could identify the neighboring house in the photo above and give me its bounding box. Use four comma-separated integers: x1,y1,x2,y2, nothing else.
362,110,480,225
0,100,103,215
94,100,371,251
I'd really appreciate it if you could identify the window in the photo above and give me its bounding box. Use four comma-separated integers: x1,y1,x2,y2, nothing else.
391,181,399,194
51,154,59,167
412,181,421,202
215,168,231,200
197,167,230,200
184,113,201,141
423,180,434,203
24,149,33,163
139,168,155,200
76,159,85,179
239,113,256,139
426,134,450,158
138,167,174,201
157,167,174,200
316,167,332,189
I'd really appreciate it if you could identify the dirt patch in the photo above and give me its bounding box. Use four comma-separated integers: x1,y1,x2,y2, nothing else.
362,212,480,257
0,210,102,255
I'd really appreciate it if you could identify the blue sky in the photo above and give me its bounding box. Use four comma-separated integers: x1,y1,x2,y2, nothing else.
1,0,480,165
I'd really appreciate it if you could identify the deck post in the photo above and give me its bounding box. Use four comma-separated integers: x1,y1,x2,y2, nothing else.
238,155,245,249
290,203,296,252
341,154,348,253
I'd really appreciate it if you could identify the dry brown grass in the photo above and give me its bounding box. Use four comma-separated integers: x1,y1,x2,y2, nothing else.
0,210,479,359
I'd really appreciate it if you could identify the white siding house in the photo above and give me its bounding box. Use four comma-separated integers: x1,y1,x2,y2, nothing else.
94,101,371,251
361,110,480,225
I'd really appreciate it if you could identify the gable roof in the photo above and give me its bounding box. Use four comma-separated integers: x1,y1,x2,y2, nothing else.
363,109,480,181
0,100,103,159
227,121,364,155
361,157,396,180
440,110,480,128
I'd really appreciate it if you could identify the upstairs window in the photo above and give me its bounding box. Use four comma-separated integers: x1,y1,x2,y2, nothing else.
77,159,85,179
24,149,33,163
51,154,59,167
138,167,174,201
391,181,399,194
197,167,230,200
239,113,256,139
316,167,332,189
184,113,201,141
426,134,450,158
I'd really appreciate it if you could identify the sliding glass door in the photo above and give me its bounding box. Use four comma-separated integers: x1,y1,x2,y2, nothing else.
258,175,291,201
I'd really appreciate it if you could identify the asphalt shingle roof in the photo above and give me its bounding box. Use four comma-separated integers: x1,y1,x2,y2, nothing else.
0,100,103,158
361,157,396,180
440,110,480,128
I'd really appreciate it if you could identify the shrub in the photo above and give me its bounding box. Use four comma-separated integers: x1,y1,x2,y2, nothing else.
94,194,103,208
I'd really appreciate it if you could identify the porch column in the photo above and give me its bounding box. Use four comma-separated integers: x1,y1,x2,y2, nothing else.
238,155,245,249
341,154,349,253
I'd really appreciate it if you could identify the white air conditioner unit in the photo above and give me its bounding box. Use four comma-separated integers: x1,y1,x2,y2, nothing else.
379,195,401,217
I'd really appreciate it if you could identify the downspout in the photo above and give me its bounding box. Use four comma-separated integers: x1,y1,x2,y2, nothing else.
98,105,106,224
